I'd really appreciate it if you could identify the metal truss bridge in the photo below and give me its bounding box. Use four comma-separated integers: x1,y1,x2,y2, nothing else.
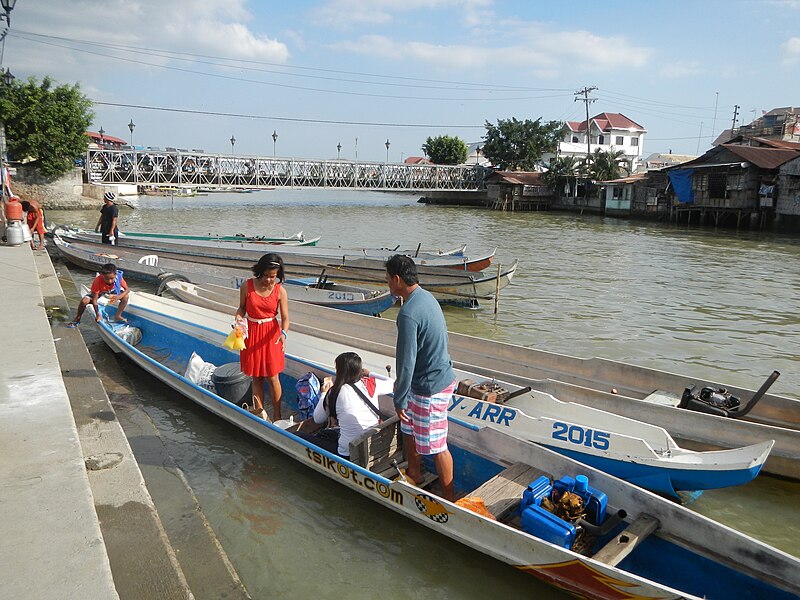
86,149,488,191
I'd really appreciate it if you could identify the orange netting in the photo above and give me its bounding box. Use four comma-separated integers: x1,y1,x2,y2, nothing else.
455,496,496,520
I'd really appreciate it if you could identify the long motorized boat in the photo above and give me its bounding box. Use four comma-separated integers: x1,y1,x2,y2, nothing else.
278,300,800,481
134,290,772,496
55,226,493,271
54,235,517,308
165,279,395,317
52,224,321,246
84,291,800,600
54,236,395,316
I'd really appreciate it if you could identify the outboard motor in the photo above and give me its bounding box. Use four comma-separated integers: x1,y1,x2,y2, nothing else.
680,385,741,417
679,371,780,418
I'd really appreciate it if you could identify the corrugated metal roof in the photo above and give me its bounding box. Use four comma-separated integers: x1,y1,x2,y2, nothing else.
750,137,800,150
488,171,545,185
722,144,800,169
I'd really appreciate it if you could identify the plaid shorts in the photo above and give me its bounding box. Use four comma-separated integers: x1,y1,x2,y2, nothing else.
400,380,456,455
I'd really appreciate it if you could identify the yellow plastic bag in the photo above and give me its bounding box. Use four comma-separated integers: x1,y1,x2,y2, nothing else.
223,320,247,351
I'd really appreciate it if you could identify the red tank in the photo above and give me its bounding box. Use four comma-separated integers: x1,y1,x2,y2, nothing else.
4,198,23,221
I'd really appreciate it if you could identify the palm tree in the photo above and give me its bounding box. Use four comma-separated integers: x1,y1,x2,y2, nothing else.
588,149,630,182
542,156,579,197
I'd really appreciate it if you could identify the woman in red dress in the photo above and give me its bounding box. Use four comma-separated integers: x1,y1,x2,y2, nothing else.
235,253,290,421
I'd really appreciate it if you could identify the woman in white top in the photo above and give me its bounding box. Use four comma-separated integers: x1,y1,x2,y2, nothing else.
312,352,394,457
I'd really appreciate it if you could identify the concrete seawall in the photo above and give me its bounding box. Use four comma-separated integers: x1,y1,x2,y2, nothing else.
0,242,249,599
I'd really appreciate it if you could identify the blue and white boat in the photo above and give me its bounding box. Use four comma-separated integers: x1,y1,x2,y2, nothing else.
85,290,800,600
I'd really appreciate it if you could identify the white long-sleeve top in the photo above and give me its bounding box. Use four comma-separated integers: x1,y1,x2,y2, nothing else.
313,372,394,456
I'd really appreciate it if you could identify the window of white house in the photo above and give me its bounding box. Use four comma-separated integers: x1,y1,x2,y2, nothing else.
616,136,624,145
631,137,639,146
598,135,605,144
572,135,579,143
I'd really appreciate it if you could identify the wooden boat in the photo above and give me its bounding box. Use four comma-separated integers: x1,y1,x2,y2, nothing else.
279,301,800,480
85,291,800,600
165,279,395,317
55,226,492,271
159,285,772,495
55,235,516,308
54,236,394,316
52,224,320,247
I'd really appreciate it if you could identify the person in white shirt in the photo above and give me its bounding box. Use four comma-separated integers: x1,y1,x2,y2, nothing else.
307,352,394,457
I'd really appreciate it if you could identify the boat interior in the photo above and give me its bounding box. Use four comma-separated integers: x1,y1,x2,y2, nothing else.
100,305,798,600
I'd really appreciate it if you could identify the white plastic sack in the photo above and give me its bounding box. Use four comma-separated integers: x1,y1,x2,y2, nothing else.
184,352,216,391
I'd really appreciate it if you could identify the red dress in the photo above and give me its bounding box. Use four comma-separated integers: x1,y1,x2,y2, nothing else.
239,279,284,377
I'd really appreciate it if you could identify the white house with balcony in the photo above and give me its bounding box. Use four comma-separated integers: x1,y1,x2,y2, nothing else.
549,112,647,173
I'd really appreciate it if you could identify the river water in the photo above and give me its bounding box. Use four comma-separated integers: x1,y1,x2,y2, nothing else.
48,189,800,599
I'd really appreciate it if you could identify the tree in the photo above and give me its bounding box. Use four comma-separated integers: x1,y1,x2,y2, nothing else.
587,148,630,182
541,156,580,197
421,135,468,165
0,76,94,178
482,117,562,171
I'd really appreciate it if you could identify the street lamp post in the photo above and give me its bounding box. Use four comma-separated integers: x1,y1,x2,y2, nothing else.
127,119,137,184
0,0,16,36
230,135,236,155
337,142,341,160
0,68,14,205
355,137,358,161
271,130,278,157
385,139,391,163
99,126,105,148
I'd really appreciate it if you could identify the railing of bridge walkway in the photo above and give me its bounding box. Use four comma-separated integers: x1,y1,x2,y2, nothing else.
86,149,489,191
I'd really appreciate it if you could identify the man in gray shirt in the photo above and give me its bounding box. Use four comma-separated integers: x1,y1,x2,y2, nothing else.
386,255,456,500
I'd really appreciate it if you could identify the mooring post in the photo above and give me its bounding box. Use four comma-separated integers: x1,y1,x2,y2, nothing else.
494,262,501,314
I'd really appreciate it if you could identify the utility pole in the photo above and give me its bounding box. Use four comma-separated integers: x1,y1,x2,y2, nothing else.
574,86,597,162
574,86,597,204
711,91,719,140
731,105,740,140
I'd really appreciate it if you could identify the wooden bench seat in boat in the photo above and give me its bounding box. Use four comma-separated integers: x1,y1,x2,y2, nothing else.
592,513,660,567
349,415,403,473
466,462,551,521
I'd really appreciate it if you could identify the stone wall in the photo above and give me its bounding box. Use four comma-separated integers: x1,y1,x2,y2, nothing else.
11,166,99,209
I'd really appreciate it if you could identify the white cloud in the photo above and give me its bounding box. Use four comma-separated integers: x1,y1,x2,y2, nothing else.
659,60,706,78
782,37,800,64
331,24,652,73
11,0,290,84
310,0,494,30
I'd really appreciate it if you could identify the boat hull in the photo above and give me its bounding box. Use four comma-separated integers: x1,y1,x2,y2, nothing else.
85,292,800,600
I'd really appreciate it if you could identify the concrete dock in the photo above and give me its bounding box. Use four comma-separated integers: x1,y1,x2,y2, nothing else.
0,242,249,600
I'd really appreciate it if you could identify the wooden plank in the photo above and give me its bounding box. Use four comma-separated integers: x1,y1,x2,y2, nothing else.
592,514,660,567
467,462,550,520
349,415,401,470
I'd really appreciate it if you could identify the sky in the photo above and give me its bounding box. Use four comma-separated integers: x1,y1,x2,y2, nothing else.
3,0,800,162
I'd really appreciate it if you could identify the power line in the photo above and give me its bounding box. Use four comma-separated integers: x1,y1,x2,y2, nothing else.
91,100,488,129
11,30,575,98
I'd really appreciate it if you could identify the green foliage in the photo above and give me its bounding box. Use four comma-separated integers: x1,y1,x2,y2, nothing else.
0,76,94,178
421,134,468,165
482,117,562,171
541,156,580,194
587,148,630,182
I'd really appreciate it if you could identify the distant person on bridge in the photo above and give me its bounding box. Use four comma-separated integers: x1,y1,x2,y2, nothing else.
235,253,290,422
96,192,119,245
386,254,456,501
20,198,46,251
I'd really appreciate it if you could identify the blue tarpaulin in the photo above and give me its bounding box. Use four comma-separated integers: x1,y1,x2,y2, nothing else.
668,169,695,203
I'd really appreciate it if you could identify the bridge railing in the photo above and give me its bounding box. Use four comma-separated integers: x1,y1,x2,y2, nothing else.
86,149,489,191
